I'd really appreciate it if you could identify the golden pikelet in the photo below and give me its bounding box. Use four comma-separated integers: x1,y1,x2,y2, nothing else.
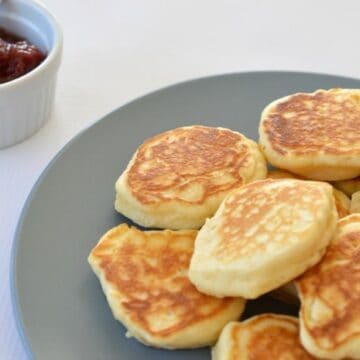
259,89,360,181
115,125,267,229
189,178,337,299
296,214,360,359
212,314,316,360
333,176,360,196
88,224,245,349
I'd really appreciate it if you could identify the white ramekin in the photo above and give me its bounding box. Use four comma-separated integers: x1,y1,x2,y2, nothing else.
0,0,63,148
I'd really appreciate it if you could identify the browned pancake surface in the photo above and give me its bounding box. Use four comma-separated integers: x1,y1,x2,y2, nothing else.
91,225,235,337
263,90,360,156
298,214,360,350
127,126,253,204
231,315,315,359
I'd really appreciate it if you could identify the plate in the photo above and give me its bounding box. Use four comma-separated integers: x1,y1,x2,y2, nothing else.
11,71,360,359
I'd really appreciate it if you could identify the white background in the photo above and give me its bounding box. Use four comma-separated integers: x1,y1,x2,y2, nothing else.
1,0,360,358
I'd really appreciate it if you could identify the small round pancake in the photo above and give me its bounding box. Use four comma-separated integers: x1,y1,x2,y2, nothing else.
189,179,337,299
88,224,245,349
259,89,360,181
212,314,316,360
267,169,350,218
333,176,360,196
297,214,360,359
115,125,267,229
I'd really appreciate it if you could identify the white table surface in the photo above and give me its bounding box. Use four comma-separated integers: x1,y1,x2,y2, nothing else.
2,0,360,358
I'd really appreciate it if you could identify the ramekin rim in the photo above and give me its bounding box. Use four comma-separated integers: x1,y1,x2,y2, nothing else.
0,0,63,90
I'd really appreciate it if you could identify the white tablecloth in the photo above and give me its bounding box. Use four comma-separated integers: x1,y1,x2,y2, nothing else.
1,0,360,358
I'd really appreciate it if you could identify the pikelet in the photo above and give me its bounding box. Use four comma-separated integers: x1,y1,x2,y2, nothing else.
115,125,267,229
296,214,360,359
259,89,360,181
212,314,316,360
189,178,337,299
88,224,245,349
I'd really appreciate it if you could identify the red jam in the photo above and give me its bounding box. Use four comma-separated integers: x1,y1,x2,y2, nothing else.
0,27,46,84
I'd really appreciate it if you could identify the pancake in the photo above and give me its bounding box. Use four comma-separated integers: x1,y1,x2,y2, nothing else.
212,314,316,360
333,176,360,196
297,214,360,359
189,178,337,299
115,125,267,229
267,169,350,218
88,224,245,349
259,88,360,181
350,190,360,213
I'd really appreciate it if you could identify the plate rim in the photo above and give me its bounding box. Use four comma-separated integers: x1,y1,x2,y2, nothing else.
10,70,360,358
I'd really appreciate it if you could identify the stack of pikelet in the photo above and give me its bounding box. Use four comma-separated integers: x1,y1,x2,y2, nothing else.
88,88,360,359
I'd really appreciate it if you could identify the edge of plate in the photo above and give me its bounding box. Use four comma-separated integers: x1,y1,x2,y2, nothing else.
10,70,360,358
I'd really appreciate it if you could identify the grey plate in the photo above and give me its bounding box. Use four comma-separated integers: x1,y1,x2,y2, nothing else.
12,71,360,359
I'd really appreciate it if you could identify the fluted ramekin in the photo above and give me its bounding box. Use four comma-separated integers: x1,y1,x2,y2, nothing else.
0,0,63,148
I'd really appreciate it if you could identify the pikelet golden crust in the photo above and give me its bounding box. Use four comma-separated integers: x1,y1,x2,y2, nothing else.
212,314,316,360
115,125,267,229
297,214,360,359
88,224,245,349
189,179,337,299
259,89,360,181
